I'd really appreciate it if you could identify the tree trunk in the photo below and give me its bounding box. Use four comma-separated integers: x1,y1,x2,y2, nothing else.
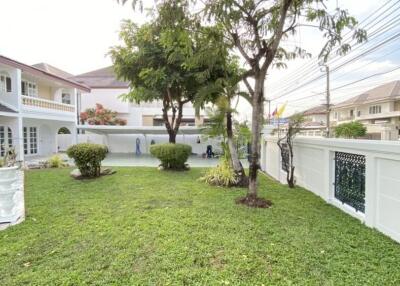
162,96,184,144
226,110,247,186
168,132,177,143
248,76,265,197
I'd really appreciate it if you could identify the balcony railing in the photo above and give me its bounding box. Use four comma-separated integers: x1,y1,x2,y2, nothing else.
22,96,75,113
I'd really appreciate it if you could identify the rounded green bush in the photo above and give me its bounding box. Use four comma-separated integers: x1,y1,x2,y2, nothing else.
67,143,108,177
150,143,192,170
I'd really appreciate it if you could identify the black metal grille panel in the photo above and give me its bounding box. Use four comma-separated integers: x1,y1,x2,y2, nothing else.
334,152,366,213
281,144,290,172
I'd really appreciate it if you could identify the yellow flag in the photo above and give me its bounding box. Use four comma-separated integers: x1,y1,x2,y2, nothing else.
277,102,287,117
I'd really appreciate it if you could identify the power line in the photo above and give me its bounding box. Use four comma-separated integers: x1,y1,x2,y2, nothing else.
268,0,400,96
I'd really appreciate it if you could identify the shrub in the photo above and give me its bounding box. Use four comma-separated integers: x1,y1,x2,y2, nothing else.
67,143,108,177
200,159,238,187
335,121,367,139
150,143,191,170
48,155,66,168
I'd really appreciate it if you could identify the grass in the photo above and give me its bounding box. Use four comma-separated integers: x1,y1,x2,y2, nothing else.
0,168,399,285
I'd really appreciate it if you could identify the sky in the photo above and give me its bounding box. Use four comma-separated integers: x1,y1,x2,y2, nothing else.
1,0,398,119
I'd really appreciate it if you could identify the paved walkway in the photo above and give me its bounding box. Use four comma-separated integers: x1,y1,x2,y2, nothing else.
26,153,249,168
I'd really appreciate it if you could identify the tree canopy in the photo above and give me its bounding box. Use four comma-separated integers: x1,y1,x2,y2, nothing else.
335,121,367,139
110,0,230,142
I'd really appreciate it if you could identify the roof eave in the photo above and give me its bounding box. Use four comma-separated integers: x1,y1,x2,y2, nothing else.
0,55,91,92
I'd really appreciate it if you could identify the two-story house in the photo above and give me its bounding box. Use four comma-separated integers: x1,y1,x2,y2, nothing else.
0,55,90,161
72,66,207,127
331,81,400,140
70,67,213,154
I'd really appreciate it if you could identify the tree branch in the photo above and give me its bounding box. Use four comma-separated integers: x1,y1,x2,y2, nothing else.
262,0,294,72
243,77,254,98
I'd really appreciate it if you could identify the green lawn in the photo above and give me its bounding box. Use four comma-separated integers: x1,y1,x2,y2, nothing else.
1,168,399,285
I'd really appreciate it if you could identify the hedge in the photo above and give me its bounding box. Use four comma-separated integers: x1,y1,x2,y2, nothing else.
150,143,192,170
67,143,108,177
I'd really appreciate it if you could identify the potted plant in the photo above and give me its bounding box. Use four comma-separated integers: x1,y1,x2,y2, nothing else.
0,147,24,225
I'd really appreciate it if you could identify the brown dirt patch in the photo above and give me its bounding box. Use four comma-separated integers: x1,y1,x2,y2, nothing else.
235,195,272,208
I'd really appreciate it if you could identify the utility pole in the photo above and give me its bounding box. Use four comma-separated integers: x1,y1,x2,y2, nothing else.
320,64,331,137
325,65,331,138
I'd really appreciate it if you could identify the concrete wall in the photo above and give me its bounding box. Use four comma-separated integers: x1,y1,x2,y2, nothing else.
69,133,221,155
262,135,400,243
37,83,52,100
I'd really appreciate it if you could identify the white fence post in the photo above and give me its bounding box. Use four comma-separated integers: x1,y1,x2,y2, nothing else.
365,154,377,228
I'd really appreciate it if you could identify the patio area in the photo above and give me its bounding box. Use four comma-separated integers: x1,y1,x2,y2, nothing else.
26,153,249,168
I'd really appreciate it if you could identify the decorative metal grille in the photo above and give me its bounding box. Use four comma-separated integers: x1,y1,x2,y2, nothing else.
281,144,290,172
334,152,366,213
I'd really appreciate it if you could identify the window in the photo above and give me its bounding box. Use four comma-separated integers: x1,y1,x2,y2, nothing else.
6,77,11,92
153,118,164,126
350,109,354,117
0,74,12,93
62,92,71,104
23,127,28,155
28,82,37,97
29,127,38,154
21,80,38,97
23,126,38,155
0,126,4,156
21,81,27,95
7,127,12,149
334,112,338,119
369,105,382,114
0,126,13,157
357,110,361,117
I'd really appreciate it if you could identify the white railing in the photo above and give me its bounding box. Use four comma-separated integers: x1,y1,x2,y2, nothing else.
22,96,75,113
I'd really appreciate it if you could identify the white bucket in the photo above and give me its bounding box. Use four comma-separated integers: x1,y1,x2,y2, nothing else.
0,166,24,224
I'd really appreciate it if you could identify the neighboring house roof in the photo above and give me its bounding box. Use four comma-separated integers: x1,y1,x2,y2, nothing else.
0,55,90,92
334,81,400,109
32,63,74,79
72,66,129,89
302,105,327,116
303,121,325,127
0,103,17,113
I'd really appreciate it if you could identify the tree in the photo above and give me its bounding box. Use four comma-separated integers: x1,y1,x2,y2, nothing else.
277,114,304,188
203,0,366,206
119,0,366,206
199,59,250,186
201,96,250,187
335,121,366,139
80,103,127,126
111,0,228,143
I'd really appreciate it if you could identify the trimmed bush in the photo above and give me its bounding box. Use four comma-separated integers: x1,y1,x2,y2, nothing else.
67,143,108,177
150,143,191,170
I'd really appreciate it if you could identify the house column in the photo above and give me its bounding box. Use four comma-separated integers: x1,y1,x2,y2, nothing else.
16,116,24,161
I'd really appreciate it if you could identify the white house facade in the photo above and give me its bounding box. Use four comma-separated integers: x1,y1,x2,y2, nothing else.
0,55,90,161
73,67,207,127
71,67,216,155
331,81,400,140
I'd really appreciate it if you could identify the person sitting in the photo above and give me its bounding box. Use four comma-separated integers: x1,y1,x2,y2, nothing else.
206,145,214,158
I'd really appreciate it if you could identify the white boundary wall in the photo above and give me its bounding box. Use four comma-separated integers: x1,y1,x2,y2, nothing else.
261,134,400,243
58,133,221,155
